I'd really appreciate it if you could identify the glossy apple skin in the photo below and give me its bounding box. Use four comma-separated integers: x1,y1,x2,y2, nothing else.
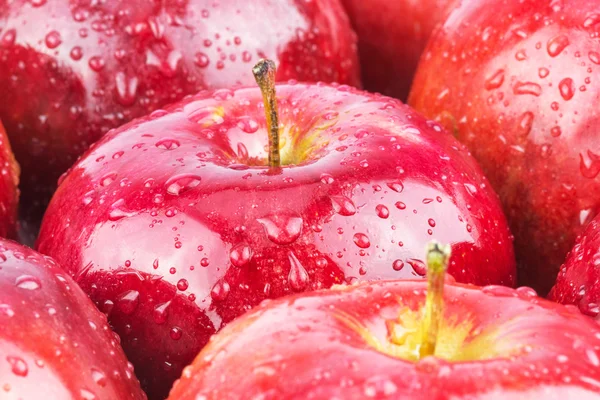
341,0,455,100
0,0,360,225
409,0,600,295
37,83,515,398
168,279,600,399
550,214,600,317
0,121,18,239
0,238,146,400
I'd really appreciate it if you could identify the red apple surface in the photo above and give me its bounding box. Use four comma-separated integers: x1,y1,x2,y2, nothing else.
0,0,360,225
36,81,515,398
0,238,146,399
168,278,600,399
550,214,600,318
409,0,600,295
341,0,456,100
0,121,18,239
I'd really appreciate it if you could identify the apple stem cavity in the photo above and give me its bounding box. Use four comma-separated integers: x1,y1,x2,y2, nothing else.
420,241,451,358
252,59,281,168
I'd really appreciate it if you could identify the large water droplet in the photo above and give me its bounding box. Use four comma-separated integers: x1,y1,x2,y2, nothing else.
257,210,303,245
210,280,230,301
559,78,575,101
484,69,505,90
547,35,569,57
91,368,107,387
407,259,426,276
6,356,28,377
330,196,357,216
114,72,139,107
580,150,600,179
45,30,62,49
288,252,309,291
353,233,371,249
230,242,252,267
375,204,389,219
153,301,171,325
517,112,534,136
117,290,139,315
513,81,542,96
15,275,41,290
155,138,180,150
165,174,201,195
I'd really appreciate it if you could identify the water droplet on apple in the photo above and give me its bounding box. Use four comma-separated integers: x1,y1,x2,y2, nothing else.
375,204,389,219
517,112,534,136
153,301,171,325
237,117,259,133
6,356,28,377
155,138,180,150
177,279,189,291
44,30,62,49
229,242,252,267
108,199,136,221
559,78,575,101
579,150,600,179
210,280,230,301
165,174,202,195
330,196,356,216
114,72,139,107
80,388,96,400
514,81,542,96
482,285,518,297
484,69,505,90
170,326,183,340
353,233,371,249
387,181,404,193
392,260,404,271
91,368,107,387
117,290,140,314
407,259,426,276
547,34,569,57
257,211,303,245
15,275,41,290
288,252,309,291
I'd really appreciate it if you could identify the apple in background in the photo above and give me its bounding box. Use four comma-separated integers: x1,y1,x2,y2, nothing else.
0,0,360,229
341,0,456,100
550,214,600,318
409,0,600,295
36,64,515,398
0,121,18,239
0,238,146,399
168,257,600,399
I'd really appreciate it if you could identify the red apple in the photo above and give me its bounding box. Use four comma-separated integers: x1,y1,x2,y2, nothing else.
167,252,600,399
0,238,146,399
341,0,456,100
408,0,600,295
550,214,600,318
0,0,360,226
0,121,18,239
37,70,515,398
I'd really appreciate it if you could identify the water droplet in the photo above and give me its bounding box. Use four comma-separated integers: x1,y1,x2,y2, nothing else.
514,81,542,96
236,117,259,133
551,126,562,137
515,49,527,61
1,29,16,47
210,280,230,301
88,56,105,71
117,290,139,315
177,279,189,291
484,69,505,90
395,201,406,210
559,78,575,101
579,150,600,179
165,174,201,195
0,304,14,318
392,260,404,271
108,199,135,221
320,173,334,184
153,301,171,324
407,259,426,276
70,46,83,60
170,327,183,340
45,31,62,49
288,252,309,291
155,138,180,150
114,72,138,107
80,388,96,400
6,356,28,377
375,204,389,219
547,35,569,57
257,210,303,245
518,112,534,136
482,285,517,297
387,181,404,193
428,218,436,227
589,51,600,65
99,172,116,187
353,233,371,249
538,67,550,78
15,275,41,290
230,242,252,267
91,368,107,387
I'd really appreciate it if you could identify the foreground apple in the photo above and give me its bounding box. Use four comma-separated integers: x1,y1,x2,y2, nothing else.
37,60,515,398
409,0,600,295
0,0,360,226
168,244,600,400
550,214,600,318
341,0,456,100
0,238,146,399
0,121,18,239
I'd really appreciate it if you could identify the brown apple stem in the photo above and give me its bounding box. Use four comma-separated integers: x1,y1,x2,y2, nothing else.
419,242,451,358
252,59,281,168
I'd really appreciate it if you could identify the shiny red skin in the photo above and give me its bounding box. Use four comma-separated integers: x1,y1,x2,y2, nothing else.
409,0,600,295
0,0,360,224
550,214,600,318
0,239,146,400
0,121,18,239
37,83,515,398
168,279,600,399
341,0,455,100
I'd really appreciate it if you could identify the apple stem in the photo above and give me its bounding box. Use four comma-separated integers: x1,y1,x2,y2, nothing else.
252,59,281,168
419,242,451,358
